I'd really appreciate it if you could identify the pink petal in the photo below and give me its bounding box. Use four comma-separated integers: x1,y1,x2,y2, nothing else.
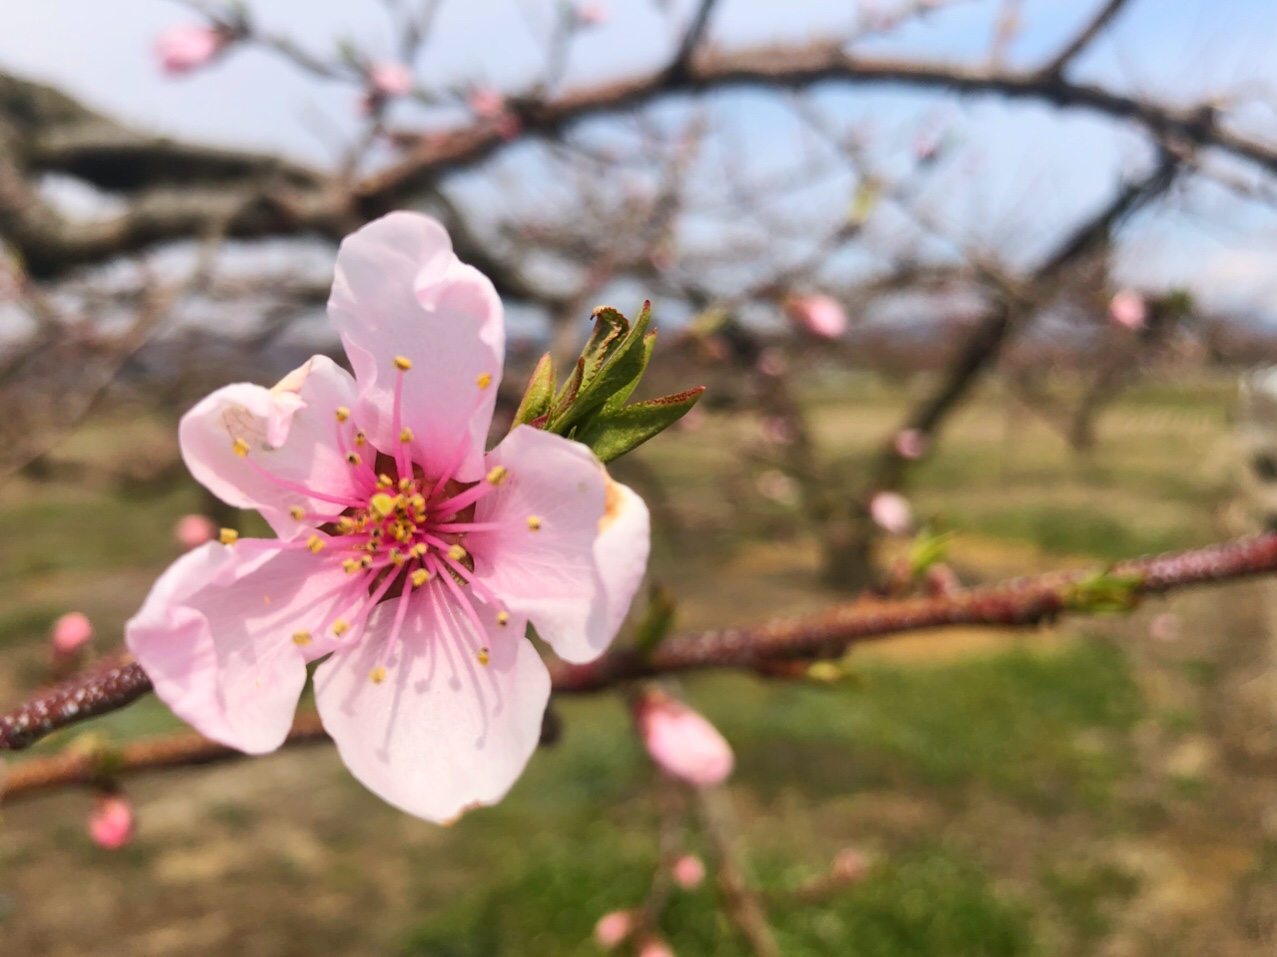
88,794,135,849
785,294,848,339
671,854,706,889
328,212,503,484
594,910,635,948
370,62,413,97
155,25,222,75
1109,289,1147,329
467,427,612,664
869,491,912,535
314,588,549,823
51,612,94,655
125,539,356,754
174,513,217,549
179,355,360,537
593,477,650,643
638,691,734,786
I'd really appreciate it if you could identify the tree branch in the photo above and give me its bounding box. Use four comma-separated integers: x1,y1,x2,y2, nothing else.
1039,0,1133,78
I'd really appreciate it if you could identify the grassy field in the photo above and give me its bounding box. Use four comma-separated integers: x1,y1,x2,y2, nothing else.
3,373,1276,956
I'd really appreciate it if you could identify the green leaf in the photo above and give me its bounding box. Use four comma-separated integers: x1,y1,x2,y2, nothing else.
511,352,555,430
908,529,956,579
581,306,630,380
554,302,653,433
603,331,656,413
1063,570,1145,614
574,386,705,463
550,357,586,422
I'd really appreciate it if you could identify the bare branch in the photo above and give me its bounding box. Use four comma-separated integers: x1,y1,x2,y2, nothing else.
1039,0,1134,79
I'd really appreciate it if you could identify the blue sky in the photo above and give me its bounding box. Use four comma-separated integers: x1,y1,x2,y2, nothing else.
4,0,1277,317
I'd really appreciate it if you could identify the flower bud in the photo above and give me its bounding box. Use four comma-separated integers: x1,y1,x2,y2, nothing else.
155,25,225,75
88,793,135,850
784,294,848,339
638,939,675,957
636,689,734,786
51,612,93,656
370,63,413,98
1109,290,1146,330
593,910,635,949
671,853,706,890
869,491,912,535
174,513,217,549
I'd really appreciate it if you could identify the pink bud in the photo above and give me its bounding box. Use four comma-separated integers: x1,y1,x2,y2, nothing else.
893,428,926,460
830,847,870,882
576,1,609,26
155,25,224,76
370,63,414,98
594,910,635,948
672,853,706,889
784,294,848,339
637,690,734,786
469,87,506,119
173,513,217,549
51,612,94,656
638,940,675,957
88,793,135,849
1109,290,1146,330
869,491,912,535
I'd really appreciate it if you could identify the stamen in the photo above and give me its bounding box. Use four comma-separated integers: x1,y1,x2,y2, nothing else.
332,619,350,636
436,521,504,533
477,647,490,666
448,544,468,562
411,568,431,588
393,356,412,371
497,611,510,627
373,575,417,677
292,631,312,646
219,528,239,545
476,372,492,390
346,452,362,466
239,455,363,508
335,407,350,423
306,535,325,554
232,438,250,457
370,666,387,684
354,431,366,447
526,515,542,531
391,362,411,479
399,427,414,443
369,493,396,518
289,505,306,521
486,465,508,486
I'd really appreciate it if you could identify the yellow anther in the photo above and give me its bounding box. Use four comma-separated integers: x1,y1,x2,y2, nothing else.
411,569,431,588
335,407,350,423
306,535,325,554
354,431,366,447
477,647,490,666
526,515,542,531
377,474,394,489
289,505,306,521
342,558,362,574
410,543,427,558
448,544,467,562
399,477,413,492
393,356,412,371
219,528,239,545
370,666,387,684
337,517,355,534
486,465,508,486
370,492,396,517
332,619,349,636
411,494,426,510
360,555,373,568
476,372,493,390
292,631,312,646
399,427,414,443
389,548,405,567
496,611,510,627
232,437,250,457
346,452,362,466
368,527,383,539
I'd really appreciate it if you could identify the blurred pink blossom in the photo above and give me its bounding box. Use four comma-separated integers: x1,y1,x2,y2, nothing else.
469,87,506,118
174,513,217,550
893,428,926,460
638,940,675,957
155,25,224,76
784,294,848,339
637,689,734,786
594,910,635,948
575,1,609,26
1109,290,1146,330
869,491,912,535
370,63,414,98
88,793,135,849
756,469,798,505
51,612,94,656
831,847,870,882
756,347,787,377
672,853,706,889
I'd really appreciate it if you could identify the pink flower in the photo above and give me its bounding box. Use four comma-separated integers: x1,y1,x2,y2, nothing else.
869,491,912,535
370,63,414,98
155,25,224,76
174,513,217,549
638,940,675,957
575,1,609,26
672,853,706,889
893,428,926,460
469,87,506,119
88,793,135,849
830,847,870,882
51,612,94,656
1109,290,1146,330
594,910,635,948
125,213,651,823
784,294,848,339
637,689,733,786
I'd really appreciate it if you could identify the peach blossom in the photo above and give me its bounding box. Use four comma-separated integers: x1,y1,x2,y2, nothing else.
51,612,93,655
672,853,706,889
1109,290,1146,330
174,513,217,549
155,25,223,76
88,793,135,849
869,491,912,535
594,910,635,948
370,63,414,98
784,294,848,339
637,689,734,786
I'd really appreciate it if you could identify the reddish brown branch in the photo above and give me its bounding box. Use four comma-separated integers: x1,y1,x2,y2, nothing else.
1,713,328,804
4,532,1277,758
